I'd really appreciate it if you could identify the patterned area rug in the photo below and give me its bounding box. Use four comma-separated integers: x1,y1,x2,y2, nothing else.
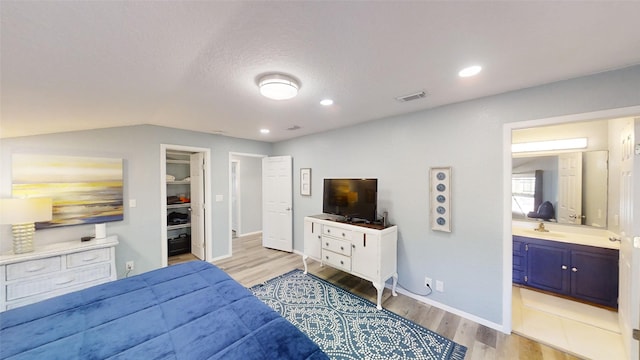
250,270,467,360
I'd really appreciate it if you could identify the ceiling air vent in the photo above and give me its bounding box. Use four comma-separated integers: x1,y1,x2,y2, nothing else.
395,91,428,103
287,125,301,131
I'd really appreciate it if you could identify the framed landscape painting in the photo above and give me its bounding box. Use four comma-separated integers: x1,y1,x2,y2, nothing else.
12,154,124,229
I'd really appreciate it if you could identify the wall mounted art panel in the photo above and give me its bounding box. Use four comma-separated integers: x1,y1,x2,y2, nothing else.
12,154,124,229
430,167,451,232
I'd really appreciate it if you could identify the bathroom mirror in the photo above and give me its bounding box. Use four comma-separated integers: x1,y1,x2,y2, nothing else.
512,150,608,228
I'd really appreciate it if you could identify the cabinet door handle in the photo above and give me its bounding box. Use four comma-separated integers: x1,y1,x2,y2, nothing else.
326,242,329,246
561,265,567,270
571,267,578,272
352,244,355,249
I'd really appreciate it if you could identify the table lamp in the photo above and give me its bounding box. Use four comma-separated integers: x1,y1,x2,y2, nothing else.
0,198,53,254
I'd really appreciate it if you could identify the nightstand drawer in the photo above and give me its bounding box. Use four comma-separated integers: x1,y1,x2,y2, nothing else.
322,237,351,256
67,248,111,268
323,225,352,240
323,251,351,272
6,257,61,281
6,263,112,301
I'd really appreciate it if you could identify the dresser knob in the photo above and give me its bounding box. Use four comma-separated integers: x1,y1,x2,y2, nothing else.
326,242,329,246
340,246,344,251
327,229,331,233
340,261,344,265
342,233,345,237
325,256,329,260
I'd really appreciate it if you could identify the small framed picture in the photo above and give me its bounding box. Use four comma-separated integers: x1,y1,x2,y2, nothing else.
300,168,311,196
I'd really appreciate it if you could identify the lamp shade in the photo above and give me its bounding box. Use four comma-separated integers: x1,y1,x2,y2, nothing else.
0,198,53,224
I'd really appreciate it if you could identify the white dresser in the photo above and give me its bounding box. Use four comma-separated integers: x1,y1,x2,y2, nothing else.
302,215,398,309
0,235,119,311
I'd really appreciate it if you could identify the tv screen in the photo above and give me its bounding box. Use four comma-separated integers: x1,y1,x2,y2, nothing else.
323,179,377,222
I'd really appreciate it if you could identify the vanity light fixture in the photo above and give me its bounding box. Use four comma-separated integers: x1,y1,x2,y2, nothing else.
512,137,588,153
258,74,300,100
458,65,482,78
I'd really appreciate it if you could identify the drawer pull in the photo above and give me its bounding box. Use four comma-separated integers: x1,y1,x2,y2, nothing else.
325,256,329,260
26,265,46,272
340,246,344,251
340,261,344,265
317,235,321,239
54,277,75,285
82,255,99,262
327,229,331,233
352,244,355,249
342,233,345,237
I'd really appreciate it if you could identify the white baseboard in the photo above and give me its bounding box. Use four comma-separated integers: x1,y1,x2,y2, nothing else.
237,230,262,237
389,284,508,334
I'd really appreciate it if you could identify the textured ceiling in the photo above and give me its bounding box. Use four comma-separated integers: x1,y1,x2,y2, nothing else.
1,1,639,142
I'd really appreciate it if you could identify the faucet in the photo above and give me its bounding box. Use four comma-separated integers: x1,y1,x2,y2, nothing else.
534,222,549,232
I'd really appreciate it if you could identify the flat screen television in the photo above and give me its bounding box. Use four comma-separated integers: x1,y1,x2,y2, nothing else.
323,178,378,222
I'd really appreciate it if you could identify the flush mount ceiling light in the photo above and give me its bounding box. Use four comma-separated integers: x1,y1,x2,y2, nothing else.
458,65,482,78
260,128,270,134
320,99,334,106
258,74,300,100
512,138,588,153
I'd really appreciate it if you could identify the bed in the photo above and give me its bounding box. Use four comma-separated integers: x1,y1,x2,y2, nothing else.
0,261,328,360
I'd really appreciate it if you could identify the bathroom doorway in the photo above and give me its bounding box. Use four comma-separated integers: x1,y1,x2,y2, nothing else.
503,106,640,359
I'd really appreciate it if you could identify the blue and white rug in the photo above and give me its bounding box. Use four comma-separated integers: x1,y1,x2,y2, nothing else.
250,270,467,360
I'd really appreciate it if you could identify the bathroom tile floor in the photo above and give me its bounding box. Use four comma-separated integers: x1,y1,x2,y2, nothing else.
512,286,626,360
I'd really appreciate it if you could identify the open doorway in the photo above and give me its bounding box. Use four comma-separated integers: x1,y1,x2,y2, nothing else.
228,152,265,255
160,144,212,267
502,106,640,359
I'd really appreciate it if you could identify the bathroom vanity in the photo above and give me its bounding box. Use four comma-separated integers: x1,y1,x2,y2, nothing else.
513,231,619,309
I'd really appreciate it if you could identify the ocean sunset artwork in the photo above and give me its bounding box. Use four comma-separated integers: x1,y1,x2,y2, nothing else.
12,154,124,229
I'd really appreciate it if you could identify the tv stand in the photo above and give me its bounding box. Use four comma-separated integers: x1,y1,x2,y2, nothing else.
302,214,398,310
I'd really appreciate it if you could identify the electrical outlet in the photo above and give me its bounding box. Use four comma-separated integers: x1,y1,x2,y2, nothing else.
125,261,134,271
424,277,433,289
436,280,444,292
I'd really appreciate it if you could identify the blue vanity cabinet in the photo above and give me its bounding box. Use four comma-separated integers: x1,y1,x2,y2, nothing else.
525,241,571,293
514,236,619,309
512,237,527,285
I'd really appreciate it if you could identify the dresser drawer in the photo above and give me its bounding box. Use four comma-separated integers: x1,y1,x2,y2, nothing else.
67,248,111,268
323,251,351,272
323,225,352,240
6,257,62,281
6,263,112,301
322,237,351,256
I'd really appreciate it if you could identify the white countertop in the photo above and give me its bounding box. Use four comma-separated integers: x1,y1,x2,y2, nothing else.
512,223,619,250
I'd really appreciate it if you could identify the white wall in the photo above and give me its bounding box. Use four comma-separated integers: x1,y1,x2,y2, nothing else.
274,65,640,328
0,125,272,276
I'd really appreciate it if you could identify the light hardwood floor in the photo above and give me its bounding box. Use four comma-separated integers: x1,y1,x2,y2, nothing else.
209,234,580,360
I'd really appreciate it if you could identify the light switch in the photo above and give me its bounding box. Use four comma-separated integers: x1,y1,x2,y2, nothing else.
129,199,137,208
216,195,224,202
634,237,640,249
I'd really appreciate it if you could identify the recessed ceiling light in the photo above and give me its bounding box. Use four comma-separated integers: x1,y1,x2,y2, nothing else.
458,65,482,78
260,129,270,134
258,74,300,100
320,99,334,106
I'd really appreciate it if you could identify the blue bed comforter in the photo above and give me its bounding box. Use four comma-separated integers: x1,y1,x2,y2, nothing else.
0,261,328,360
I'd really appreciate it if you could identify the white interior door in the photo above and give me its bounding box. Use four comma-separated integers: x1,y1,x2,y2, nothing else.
262,156,292,252
190,152,205,260
558,152,583,224
619,118,640,360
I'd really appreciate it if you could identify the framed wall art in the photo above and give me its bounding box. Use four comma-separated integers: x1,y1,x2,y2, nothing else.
12,154,124,229
300,168,311,196
430,167,451,232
